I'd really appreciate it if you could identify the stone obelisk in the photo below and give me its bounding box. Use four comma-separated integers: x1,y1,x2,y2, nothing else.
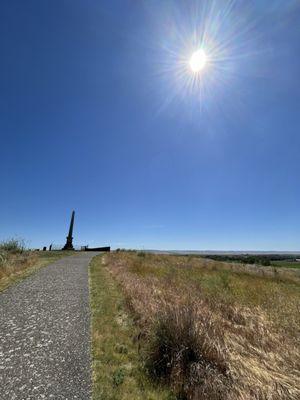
62,210,75,250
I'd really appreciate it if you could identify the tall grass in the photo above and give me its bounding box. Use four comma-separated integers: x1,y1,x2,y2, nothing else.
0,238,36,283
102,251,300,400
0,238,25,253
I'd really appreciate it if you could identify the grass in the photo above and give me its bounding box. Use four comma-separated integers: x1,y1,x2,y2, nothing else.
200,254,300,268
0,246,74,292
271,260,300,269
89,254,174,400
102,251,300,400
0,238,26,252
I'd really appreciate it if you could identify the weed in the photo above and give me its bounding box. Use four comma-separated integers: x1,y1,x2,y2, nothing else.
113,368,125,386
115,344,128,354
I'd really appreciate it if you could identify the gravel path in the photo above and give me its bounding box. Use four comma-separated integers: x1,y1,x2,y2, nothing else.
0,252,98,399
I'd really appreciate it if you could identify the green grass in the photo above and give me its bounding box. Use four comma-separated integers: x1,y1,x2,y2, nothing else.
0,251,74,292
130,256,300,334
102,252,300,399
89,255,174,400
109,252,300,346
271,260,300,269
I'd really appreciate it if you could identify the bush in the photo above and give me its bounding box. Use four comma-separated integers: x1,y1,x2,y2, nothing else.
260,258,271,266
0,238,25,253
146,303,230,399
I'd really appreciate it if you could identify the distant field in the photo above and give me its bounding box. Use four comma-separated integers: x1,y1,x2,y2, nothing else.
97,251,300,400
195,253,300,268
202,254,300,269
271,260,300,269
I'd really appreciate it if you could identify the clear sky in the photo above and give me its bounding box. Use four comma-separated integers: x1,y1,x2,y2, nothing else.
1,0,300,251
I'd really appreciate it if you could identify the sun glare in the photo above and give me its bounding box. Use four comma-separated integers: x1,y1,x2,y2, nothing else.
155,1,262,111
189,49,207,72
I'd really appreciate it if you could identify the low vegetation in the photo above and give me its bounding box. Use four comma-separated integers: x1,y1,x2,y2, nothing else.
201,253,300,267
99,251,300,400
0,238,73,291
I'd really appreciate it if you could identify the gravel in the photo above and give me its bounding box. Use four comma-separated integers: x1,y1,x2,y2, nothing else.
0,252,98,399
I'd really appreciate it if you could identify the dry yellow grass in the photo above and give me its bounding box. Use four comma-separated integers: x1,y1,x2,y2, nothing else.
0,251,37,281
0,250,74,292
102,251,300,400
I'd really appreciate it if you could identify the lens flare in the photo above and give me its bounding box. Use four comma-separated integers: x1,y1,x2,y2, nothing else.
189,49,207,72
147,0,268,114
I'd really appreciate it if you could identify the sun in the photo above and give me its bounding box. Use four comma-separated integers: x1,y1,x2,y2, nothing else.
189,49,207,72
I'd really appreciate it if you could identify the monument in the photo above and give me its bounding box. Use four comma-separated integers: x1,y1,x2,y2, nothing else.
62,210,75,250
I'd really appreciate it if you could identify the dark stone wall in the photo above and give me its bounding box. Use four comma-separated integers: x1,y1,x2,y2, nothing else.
85,246,110,252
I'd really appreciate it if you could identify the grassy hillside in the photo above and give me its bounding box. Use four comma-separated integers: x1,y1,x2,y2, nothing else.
97,251,300,400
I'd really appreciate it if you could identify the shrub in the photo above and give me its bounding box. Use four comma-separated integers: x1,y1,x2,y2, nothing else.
0,238,25,253
113,368,125,386
145,302,230,399
260,258,271,266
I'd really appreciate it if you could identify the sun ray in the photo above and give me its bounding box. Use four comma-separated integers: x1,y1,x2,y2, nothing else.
146,0,272,116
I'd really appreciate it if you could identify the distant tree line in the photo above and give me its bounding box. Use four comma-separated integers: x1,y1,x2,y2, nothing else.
201,254,299,266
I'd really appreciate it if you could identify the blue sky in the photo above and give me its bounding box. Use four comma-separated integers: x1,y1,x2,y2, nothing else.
1,0,300,250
